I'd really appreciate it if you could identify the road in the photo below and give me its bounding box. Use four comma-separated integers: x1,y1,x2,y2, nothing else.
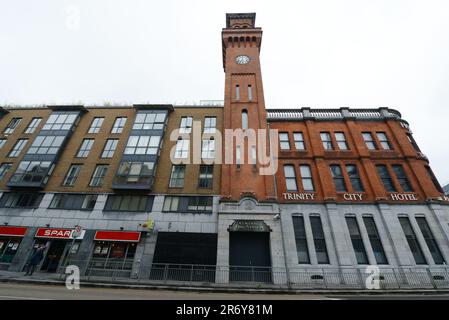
0,283,448,300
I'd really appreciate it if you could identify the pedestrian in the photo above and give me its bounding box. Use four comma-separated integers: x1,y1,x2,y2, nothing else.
24,244,46,276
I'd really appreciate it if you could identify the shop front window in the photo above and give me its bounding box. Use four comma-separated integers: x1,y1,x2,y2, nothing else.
91,241,137,271
0,237,22,263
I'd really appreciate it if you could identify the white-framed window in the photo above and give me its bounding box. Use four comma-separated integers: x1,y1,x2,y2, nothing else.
293,132,305,150
248,85,253,100
77,139,94,158
42,113,78,130
299,165,314,192
169,165,185,188
204,117,216,133
362,132,377,150
179,116,193,134
89,165,108,187
8,139,28,158
63,164,82,186
28,136,65,155
376,132,392,150
111,117,127,133
174,139,189,158
4,118,22,134
279,133,290,150
320,132,333,150
24,118,42,134
284,165,298,191
124,135,160,155
133,112,166,130
88,117,104,134
201,139,215,159
335,132,348,150
101,139,118,158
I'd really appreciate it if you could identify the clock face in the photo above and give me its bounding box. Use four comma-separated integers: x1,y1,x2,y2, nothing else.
235,55,250,65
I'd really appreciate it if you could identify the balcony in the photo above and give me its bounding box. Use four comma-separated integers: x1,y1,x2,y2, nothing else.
112,175,154,190
7,172,47,188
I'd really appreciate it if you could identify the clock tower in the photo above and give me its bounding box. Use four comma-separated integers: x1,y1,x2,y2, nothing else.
221,13,276,202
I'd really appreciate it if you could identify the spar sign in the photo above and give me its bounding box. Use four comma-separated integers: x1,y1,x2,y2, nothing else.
35,228,86,240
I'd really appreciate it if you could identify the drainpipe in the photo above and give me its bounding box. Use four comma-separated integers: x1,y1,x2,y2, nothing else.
267,122,291,289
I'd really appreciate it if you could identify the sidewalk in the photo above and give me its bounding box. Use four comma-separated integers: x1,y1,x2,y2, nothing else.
1,270,449,296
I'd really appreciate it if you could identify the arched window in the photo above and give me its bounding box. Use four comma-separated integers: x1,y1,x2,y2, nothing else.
242,110,248,129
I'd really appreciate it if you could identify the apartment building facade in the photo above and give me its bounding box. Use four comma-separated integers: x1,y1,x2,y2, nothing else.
0,13,448,286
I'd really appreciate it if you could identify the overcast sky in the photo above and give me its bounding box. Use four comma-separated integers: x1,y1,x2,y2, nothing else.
1,0,449,185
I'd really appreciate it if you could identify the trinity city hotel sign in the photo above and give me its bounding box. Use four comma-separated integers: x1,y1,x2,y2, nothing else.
283,192,419,202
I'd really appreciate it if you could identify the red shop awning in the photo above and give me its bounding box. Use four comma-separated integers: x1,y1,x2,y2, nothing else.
94,231,141,242
0,226,28,237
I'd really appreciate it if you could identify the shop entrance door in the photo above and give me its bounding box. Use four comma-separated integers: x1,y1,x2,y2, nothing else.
40,240,67,273
229,232,271,282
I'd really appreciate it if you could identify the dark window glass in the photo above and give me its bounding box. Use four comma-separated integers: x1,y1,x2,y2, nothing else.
115,161,154,185
376,165,396,192
106,195,150,212
169,165,185,188
292,216,310,264
346,216,369,264
199,165,213,188
392,165,413,192
330,165,347,192
346,165,364,192
0,193,42,208
63,164,82,186
425,166,443,193
0,163,12,181
407,133,421,152
89,165,108,187
9,161,51,184
399,217,427,265
416,217,445,265
310,216,329,264
187,196,213,212
49,194,97,210
363,216,388,264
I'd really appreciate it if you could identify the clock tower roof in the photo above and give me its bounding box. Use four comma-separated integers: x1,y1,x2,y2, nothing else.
226,12,256,28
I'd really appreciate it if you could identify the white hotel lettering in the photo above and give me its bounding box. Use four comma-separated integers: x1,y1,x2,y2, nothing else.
390,193,418,201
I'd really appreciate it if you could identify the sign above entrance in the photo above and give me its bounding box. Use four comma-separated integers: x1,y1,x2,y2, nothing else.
0,226,27,237
94,231,141,242
228,220,272,233
35,228,86,240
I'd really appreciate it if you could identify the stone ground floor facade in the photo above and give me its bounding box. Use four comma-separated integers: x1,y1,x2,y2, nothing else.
1,192,449,288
